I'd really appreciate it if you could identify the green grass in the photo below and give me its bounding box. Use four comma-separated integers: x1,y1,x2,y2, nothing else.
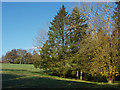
1,63,120,88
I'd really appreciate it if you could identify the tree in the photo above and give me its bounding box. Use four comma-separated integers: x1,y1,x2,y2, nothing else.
66,6,87,79
5,49,35,64
77,2,120,83
35,5,68,75
5,49,32,64
39,41,51,71
34,5,88,78
33,3,119,82
78,27,119,83
113,1,120,31
112,2,120,73
34,28,48,49
24,52,32,64
66,6,87,53
5,49,18,63
47,5,68,60
17,49,27,64
1,55,9,63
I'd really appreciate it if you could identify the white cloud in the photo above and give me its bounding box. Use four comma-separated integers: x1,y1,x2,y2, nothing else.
23,46,38,51
31,46,38,50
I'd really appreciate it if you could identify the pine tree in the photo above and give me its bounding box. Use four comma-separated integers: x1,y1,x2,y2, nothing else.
37,5,68,75
66,6,87,79
66,6,87,56
39,6,88,77
48,5,68,60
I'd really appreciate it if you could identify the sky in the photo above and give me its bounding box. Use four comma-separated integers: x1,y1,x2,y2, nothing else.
2,2,77,56
1,1,118,56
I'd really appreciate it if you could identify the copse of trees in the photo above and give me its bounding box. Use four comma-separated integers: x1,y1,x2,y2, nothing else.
77,2,120,83
34,2,120,83
3,2,120,83
4,49,38,64
34,5,88,78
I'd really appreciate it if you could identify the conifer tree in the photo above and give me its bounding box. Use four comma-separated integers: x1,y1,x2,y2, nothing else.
66,7,87,55
37,5,68,75
48,5,68,60
66,6,87,79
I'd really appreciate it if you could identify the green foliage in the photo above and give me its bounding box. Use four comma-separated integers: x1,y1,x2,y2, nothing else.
77,28,120,83
48,5,68,59
33,4,120,83
5,49,34,64
35,6,88,78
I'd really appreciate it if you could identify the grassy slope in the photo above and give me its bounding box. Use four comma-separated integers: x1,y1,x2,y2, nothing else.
1,63,120,88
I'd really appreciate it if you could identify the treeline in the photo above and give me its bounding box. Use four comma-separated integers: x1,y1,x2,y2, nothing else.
3,2,120,83
3,49,39,64
34,2,120,83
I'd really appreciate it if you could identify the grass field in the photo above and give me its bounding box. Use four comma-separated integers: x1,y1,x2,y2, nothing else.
1,63,120,89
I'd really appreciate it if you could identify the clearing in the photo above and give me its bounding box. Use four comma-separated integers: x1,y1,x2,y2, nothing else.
1,63,120,88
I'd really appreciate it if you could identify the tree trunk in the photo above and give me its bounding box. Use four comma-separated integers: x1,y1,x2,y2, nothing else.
108,79,113,83
80,71,83,80
20,59,21,64
76,70,79,79
107,76,114,83
19,57,22,64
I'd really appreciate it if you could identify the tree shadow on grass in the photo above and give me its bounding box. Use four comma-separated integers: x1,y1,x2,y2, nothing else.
2,73,120,89
2,69,44,74
2,69,27,72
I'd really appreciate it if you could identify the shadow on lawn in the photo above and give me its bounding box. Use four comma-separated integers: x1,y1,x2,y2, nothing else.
2,69,120,89
2,73,96,88
2,69,27,72
2,69,45,76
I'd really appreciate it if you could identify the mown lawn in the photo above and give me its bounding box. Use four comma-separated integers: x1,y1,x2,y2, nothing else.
1,63,120,89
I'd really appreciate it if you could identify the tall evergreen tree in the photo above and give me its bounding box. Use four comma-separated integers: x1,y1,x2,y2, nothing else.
35,6,88,78
65,6,87,79
66,6,87,56
48,5,68,60
36,5,68,74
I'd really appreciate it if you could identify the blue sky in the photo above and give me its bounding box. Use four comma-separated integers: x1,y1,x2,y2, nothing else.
2,2,77,56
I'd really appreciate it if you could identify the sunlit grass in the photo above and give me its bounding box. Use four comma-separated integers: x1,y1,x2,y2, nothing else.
1,63,120,88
